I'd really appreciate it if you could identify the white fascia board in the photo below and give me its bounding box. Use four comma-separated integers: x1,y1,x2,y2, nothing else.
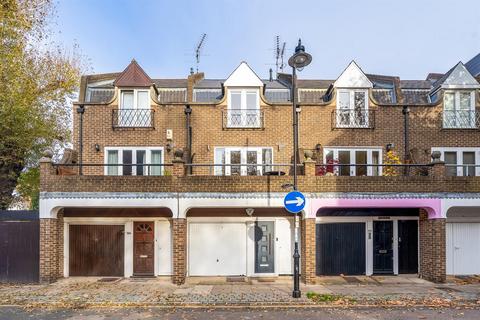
224,62,264,87
334,61,373,88
441,63,480,88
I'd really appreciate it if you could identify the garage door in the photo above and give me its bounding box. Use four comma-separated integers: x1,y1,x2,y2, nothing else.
189,222,246,276
316,223,366,275
69,225,124,276
447,223,480,275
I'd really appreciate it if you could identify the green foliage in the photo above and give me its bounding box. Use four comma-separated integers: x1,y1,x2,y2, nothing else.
0,0,85,208
16,167,39,209
306,292,357,304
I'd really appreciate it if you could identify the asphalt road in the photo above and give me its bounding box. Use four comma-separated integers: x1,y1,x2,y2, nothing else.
0,307,479,320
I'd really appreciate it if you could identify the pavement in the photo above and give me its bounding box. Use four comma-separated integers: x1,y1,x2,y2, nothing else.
0,275,479,309
1,307,480,320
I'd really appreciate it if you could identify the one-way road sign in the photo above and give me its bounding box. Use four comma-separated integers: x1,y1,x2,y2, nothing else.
283,191,306,213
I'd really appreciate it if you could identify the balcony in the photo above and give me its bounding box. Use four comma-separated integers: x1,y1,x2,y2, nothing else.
41,160,480,195
112,109,155,129
442,109,480,129
222,109,264,129
332,109,375,129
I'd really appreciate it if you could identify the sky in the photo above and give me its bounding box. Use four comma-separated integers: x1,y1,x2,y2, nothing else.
53,0,480,80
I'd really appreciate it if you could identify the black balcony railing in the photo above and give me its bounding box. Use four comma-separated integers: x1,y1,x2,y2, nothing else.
331,109,375,129
222,109,264,129
442,109,480,129
112,109,154,129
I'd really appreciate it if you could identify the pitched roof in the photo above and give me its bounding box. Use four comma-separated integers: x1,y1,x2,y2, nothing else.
224,61,264,87
466,53,480,77
114,59,153,87
334,61,373,88
430,62,480,94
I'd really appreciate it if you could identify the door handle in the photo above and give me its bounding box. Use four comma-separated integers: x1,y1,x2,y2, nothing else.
268,234,272,255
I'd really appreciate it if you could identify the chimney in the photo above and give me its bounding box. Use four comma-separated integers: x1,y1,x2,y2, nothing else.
187,71,205,103
269,68,273,82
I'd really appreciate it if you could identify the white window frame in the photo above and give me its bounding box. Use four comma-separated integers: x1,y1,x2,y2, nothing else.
323,147,382,176
119,89,151,127
120,89,150,109
227,89,260,128
431,147,480,176
336,89,369,128
443,90,476,128
214,147,273,176
104,147,164,176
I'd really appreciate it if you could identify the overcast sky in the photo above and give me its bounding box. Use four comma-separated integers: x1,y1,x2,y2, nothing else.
54,0,480,80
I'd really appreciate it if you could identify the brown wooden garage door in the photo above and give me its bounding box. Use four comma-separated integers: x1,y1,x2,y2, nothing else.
69,225,124,276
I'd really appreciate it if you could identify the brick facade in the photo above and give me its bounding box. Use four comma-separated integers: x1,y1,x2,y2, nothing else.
172,218,187,285
419,209,447,283
301,218,316,284
39,214,64,283
38,61,480,285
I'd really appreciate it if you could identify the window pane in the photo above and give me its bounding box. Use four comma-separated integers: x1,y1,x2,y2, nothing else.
325,150,335,174
107,150,118,175
444,92,455,110
246,92,257,110
355,151,367,176
123,150,132,176
247,150,258,176
338,91,350,109
137,91,149,109
230,92,242,109
372,151,379,176
463,152,475,177
354,91,366,110
121,91,134,109
444,152,457,176
214,148,225,176
230,151,241,175
338,151,351,176
459,92,471,110
262,148,272,174
151,150,162,176
136,150,146,176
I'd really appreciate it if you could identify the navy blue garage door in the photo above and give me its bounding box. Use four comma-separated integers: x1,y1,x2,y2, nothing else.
316,223,366,275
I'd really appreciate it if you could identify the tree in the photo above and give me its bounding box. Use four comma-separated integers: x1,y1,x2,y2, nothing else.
0,0,84,209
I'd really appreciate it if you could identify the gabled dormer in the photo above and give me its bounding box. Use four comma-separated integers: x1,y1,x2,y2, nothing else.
431,62,480,129
223,62,263,128
113,60,155,128
333,61,373,128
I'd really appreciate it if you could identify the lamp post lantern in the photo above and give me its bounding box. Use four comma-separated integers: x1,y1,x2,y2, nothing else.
288,39,312,298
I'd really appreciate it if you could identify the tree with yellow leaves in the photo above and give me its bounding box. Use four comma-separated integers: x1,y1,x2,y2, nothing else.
0,0,85,209
383,150,402,176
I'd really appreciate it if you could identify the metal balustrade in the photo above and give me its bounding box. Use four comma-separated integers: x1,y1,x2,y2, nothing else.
112,109,154,128
223,109,264,129
331,109,375,129
442,109,480,129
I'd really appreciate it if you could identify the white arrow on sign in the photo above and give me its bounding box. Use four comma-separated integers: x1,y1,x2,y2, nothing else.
285,197,304,207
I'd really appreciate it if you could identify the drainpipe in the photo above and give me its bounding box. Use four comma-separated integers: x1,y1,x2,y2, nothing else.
184,105,192,175
76,105,85,175
402,106,410,176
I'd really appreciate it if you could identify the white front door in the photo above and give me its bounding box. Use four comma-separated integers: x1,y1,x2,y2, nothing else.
189,222,247,276
446,222,480,275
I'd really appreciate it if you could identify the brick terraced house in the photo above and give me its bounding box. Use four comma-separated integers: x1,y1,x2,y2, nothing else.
39,53,480,284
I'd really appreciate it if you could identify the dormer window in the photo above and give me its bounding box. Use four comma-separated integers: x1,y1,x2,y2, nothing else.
336,89,369,128
226,89,261,128
443,91,476,129
116,89,152,127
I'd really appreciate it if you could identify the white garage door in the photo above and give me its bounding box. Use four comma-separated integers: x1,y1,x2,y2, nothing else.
447,223,480,275
189,222,247,276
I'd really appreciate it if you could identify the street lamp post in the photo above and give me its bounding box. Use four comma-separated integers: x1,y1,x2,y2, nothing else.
288,39,312,299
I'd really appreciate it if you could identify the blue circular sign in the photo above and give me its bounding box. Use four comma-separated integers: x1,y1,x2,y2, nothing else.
283,191,306,213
